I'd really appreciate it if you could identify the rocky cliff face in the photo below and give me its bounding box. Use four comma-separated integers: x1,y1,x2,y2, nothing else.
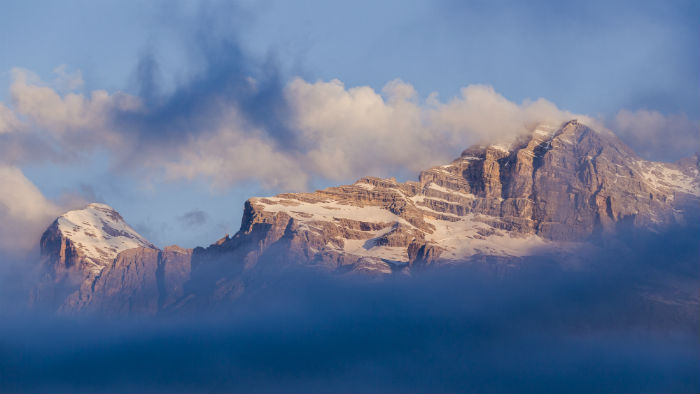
33,120,699,314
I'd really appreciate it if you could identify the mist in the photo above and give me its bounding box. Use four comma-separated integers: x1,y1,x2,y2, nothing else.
1,223,698,393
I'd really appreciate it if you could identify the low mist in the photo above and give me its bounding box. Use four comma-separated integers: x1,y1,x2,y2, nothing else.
1,224,698,393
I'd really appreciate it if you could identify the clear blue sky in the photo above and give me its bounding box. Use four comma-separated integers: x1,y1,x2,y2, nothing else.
2,0,698,248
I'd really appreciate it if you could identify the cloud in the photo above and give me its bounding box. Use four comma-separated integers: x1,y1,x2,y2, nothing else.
177,210,208,227
1,68,139,168
429,84,600,144
5,63,696,198
285,78,596,181
612,109,699,161
0,103,22,134
151,109,307,190
0,165,61,254
4,66,594,191
2,61,693,197
9,68,137,147
4,2,684,193
285,78,434,180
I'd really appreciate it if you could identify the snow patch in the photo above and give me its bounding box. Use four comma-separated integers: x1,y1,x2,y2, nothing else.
638,161,699,196
424,215,554,259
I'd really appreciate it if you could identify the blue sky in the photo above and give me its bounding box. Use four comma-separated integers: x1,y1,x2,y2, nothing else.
0,0,698,250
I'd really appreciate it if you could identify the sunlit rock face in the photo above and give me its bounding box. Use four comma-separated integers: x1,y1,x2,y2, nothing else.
32,120,699,314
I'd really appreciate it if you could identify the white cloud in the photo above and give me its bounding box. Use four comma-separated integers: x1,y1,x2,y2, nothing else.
5,69,308,190
285,78,592,181
9,68,138,150
0,68,629,197
154,110,308,191
286,78,440,180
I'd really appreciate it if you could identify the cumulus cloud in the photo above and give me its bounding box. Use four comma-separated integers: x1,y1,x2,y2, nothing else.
612,109,699,161
5,64,694,198
3,67,594,191
6,65,305,189
286,78,437,180
9,68,137,150
151,109,307,190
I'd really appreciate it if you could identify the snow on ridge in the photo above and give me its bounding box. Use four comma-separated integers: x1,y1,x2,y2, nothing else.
56,203,154,269
424,215,554,259
256,197,408,225
252,187,558,262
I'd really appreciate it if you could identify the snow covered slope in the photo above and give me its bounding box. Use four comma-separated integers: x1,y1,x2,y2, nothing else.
248,181,564,267
49,203,155,274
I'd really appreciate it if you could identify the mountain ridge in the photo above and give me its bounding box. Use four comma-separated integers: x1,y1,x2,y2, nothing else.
32,120,700,314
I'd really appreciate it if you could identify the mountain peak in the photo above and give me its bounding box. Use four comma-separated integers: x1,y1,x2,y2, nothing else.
460,120,586,159
53,203,154,268
563,118,581,127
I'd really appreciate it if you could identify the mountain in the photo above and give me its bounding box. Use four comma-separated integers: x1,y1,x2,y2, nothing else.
31,203,191,314
32,120,700,314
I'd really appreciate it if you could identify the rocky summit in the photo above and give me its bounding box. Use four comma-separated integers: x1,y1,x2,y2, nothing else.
32,120,700,314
